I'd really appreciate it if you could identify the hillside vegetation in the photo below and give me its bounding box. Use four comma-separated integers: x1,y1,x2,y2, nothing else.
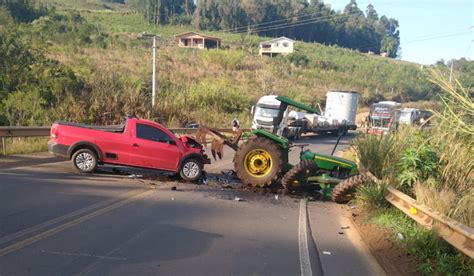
0,0,469,128
129,0,400,57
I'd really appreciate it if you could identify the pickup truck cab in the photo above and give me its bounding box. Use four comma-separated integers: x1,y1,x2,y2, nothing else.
48,118,210,181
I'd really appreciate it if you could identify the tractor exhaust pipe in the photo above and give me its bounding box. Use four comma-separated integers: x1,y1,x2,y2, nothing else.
331,131,344,156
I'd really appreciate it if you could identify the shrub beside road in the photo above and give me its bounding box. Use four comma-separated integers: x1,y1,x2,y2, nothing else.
348,74,473,275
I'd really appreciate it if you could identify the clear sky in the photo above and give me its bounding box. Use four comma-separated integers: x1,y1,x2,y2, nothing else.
325,0,473,64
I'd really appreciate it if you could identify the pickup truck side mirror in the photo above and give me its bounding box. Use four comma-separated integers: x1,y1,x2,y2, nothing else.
251,105,255,115
167,140,177,145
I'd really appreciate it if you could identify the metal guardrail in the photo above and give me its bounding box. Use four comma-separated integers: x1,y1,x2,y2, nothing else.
0,126,249,155
0,127,51,138
385,186,474,259
0,126,249,138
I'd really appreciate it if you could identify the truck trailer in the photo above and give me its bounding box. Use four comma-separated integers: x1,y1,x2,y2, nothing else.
251,91,359,139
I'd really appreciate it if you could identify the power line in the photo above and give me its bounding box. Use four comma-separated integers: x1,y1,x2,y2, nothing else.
403,31,472,44
356,30,472,53
230,12,359,35
219,1,429,34
219,10,335,33
403,27,472,40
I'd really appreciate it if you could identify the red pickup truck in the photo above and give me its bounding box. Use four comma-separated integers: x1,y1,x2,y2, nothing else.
48,118,210,181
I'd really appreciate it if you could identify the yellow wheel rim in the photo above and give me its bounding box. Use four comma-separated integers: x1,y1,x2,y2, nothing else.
244,149,273,178
292,180,300,188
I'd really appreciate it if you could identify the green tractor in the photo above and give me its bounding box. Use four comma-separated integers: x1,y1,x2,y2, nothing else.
196,96,362,201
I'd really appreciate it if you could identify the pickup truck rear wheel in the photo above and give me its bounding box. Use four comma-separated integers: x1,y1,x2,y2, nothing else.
72,148,97,173
180,158,203,182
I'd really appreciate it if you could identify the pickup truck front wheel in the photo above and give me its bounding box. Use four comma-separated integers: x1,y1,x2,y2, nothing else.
72,148,98,173
180,158,203,182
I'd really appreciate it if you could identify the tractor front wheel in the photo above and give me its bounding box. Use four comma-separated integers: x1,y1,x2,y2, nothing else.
234,137,283,187
281,160,318,191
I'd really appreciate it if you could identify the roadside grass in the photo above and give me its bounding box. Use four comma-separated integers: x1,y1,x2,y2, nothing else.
3,3,443,130
355,181,389,210
353,133,398,179
367,207,474,275
351,75,473,275
341,147,357,163
39,0,125,11
1,137,49,156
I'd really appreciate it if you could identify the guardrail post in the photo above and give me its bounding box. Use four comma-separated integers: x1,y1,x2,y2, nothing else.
2,137,5,156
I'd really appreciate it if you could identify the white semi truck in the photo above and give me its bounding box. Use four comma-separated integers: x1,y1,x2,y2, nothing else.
251,91,359,139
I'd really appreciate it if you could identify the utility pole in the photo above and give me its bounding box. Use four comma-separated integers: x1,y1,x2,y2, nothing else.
152,36,156,107
449,60,454,84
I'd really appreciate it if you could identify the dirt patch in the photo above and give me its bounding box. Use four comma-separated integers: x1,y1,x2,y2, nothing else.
356,111,369,127
351,211,418,276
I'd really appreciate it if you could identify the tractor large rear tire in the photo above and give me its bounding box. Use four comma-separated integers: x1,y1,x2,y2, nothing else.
281,160,318,191
331,173,371,203
234,137,283,187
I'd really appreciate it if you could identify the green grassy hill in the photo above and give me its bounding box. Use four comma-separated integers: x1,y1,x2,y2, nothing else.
2,1,446,127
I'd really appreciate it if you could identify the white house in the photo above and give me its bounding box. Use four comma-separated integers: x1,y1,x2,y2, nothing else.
259,37,295,57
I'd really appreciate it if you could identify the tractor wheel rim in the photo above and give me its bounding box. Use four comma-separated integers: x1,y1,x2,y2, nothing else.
244,149,272,177
76,152,94,171
183,161,200,178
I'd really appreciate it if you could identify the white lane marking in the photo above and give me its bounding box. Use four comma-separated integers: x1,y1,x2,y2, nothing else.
299,199,313,276
41,249,127,261
0,161,65,172
0,189,145,246
0,189,153,257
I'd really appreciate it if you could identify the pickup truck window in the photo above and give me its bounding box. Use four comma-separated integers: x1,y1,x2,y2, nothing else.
136,123,172,143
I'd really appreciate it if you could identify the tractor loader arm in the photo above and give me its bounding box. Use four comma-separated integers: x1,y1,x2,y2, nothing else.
194,127,242,160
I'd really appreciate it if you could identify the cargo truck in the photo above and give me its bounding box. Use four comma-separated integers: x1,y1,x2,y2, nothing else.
251,91,359,139
367,101,401,135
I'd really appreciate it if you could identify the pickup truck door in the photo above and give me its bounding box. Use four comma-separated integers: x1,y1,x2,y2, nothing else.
130,123,181,171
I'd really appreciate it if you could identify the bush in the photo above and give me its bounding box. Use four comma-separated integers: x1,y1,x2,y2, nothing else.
30,11,108,47
353,134,397,179
200,50,246,71
369,208,474,275
286,52,309,67
355,181,389,210
397,144,438,191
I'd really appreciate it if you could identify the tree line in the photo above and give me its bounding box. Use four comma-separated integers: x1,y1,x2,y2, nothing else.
129,0,400,57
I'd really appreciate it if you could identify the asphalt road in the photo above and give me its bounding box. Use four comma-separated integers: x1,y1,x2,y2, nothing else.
0,132,385,275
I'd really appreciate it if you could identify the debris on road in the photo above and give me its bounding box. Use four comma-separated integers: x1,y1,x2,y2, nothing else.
274,195,279,200
217,177,230,184
221,169,236,176
351,205,357,209
234,197,245,202
341,226,350,229
323,251,332,255
338,231,344,235
199,171,208,185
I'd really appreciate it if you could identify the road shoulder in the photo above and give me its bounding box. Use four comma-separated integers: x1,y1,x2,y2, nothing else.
307,201,386,276
0,152,63,170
